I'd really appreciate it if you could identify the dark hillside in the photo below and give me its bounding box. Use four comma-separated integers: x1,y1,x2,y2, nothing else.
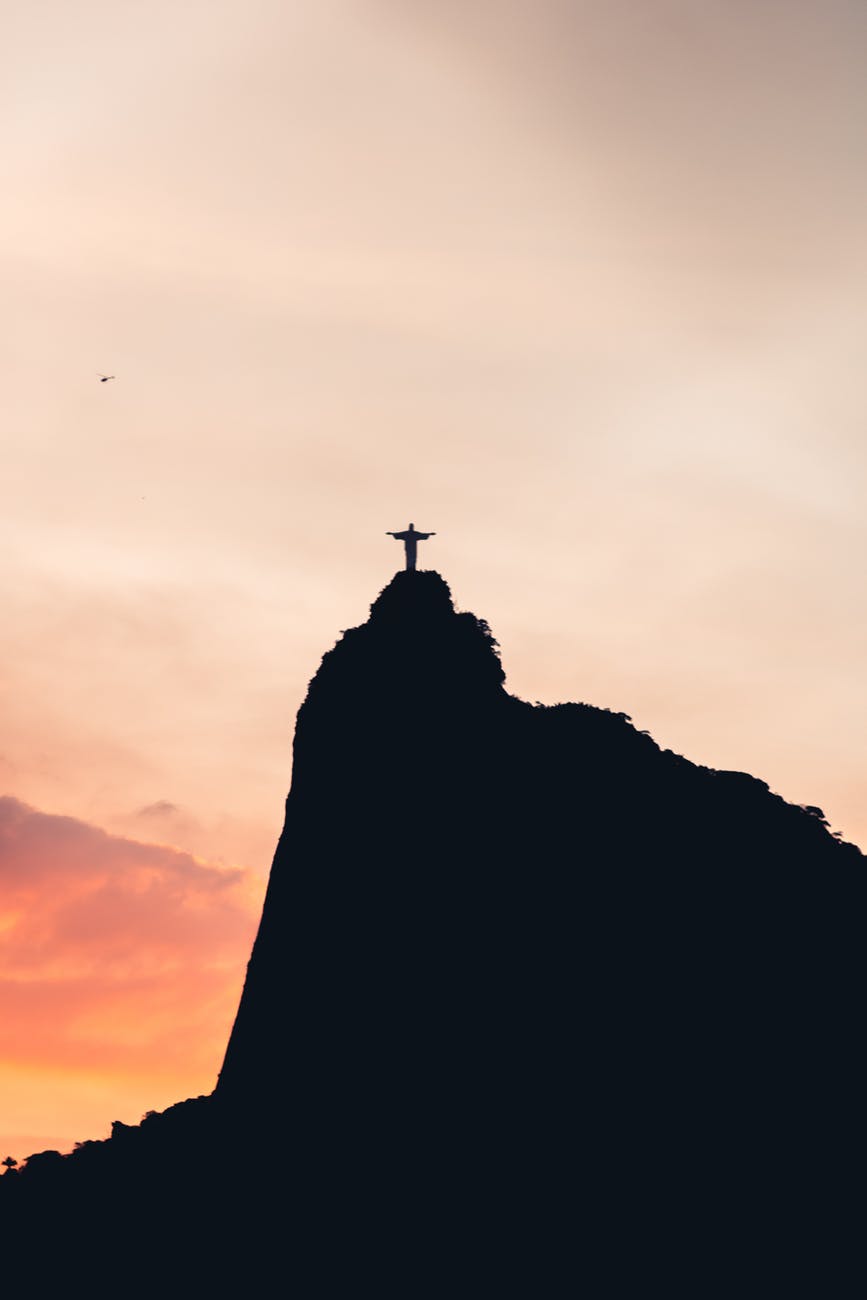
3,571,863,1289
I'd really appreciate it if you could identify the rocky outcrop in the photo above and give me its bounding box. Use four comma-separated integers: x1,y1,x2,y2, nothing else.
4,570,863,1289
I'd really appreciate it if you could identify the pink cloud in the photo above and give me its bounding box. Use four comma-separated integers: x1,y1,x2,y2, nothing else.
0,796,261,1079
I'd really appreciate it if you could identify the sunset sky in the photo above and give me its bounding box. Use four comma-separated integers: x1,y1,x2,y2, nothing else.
2,0,866,1161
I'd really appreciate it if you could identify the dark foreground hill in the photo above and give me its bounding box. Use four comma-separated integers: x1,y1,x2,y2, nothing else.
3,572,864,1290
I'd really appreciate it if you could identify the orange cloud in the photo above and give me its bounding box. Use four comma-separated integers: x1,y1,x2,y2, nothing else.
0,796,261,1160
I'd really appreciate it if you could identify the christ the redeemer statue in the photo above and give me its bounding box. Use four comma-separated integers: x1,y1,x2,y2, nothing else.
386,522,436,571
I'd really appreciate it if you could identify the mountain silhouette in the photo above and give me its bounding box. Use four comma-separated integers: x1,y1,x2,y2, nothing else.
3,570,863,1290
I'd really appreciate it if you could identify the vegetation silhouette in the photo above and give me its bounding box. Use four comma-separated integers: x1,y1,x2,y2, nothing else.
3,570,863,1289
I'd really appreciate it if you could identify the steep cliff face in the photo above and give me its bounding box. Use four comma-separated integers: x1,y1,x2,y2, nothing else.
216,571,522,1158
216,570,863,1187
5,570,864,1287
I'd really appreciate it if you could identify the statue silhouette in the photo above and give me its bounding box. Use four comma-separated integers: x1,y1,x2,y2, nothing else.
386,523,436,571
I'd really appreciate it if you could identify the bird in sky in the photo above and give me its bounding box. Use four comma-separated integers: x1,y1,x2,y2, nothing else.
98,374,115,383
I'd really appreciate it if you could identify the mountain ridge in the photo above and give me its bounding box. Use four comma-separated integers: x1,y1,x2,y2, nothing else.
3,569,863,1289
